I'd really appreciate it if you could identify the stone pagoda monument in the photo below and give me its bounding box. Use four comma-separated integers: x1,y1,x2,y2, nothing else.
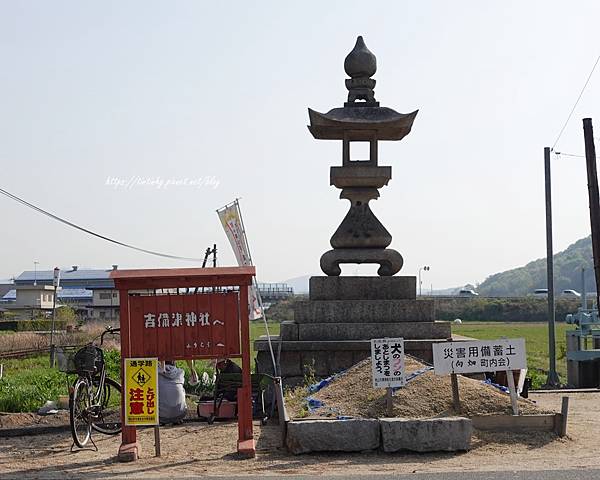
256,37,450,384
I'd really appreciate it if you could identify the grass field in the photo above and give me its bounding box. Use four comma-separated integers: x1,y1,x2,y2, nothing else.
453,321,574,388
0,320,568,411
0,321,281,413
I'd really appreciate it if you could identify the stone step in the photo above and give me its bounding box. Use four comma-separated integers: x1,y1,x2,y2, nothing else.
281,321,450,342
310,276,416,301
294,299,435,323
255,336,443,352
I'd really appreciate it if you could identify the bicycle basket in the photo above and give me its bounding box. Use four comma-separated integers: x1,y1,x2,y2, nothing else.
56,346,79,374
73,345,104,374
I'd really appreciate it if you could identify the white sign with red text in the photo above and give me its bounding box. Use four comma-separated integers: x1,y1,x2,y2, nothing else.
371,337,405,389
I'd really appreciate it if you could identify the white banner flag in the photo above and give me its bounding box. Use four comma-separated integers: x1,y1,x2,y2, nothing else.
217,201,262,320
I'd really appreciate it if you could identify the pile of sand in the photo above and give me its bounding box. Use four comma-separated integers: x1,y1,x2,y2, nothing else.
292,356,551,419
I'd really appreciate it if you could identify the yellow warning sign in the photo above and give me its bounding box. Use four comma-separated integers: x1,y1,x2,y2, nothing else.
124,357,158,426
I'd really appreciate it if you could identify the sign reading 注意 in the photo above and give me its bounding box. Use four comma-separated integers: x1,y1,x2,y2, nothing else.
128,292,240,360
371,337,405,388
124,357,158,426
432,338,527,375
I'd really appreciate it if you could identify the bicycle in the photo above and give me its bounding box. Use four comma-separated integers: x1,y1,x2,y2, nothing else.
56,326,122,448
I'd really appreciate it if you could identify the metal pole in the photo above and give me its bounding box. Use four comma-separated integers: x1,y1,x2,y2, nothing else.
582,267,587,310
233,200,279,376
583,118,600,312
49,284,57,367
418,268,422,296
544,146,560,387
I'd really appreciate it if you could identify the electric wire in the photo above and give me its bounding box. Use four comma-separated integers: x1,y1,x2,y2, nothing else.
555,152,586,158
0,186,204,262
552,54,600,151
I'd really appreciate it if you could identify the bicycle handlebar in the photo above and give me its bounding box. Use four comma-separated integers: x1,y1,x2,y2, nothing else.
100,326,120,346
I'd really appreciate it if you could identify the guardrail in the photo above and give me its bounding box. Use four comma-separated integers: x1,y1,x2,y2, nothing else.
0,347,49,360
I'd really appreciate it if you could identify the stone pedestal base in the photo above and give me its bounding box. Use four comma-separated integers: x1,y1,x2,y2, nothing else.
255,275,451,384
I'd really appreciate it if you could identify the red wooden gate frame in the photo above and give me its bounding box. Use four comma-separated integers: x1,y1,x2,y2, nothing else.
111,266,256,461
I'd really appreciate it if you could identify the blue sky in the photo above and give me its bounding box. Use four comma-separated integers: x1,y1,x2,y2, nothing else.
1,1,600,288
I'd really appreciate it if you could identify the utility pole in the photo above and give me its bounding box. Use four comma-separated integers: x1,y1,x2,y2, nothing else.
49,267,60,367
544,146,560,387
583,118,600,313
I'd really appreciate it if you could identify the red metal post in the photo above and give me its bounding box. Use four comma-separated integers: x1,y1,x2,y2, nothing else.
117,289,140,462
237,283,255,457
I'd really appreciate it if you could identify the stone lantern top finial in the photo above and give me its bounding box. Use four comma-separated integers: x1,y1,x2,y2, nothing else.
344,36,377,78
344,36,379,107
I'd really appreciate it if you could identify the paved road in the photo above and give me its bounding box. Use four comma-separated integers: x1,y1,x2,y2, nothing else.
5,469,600,480
145,471,600,480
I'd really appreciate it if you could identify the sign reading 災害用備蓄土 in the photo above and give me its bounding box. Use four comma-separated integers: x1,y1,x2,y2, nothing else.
432,338,526,375
371,337,405,388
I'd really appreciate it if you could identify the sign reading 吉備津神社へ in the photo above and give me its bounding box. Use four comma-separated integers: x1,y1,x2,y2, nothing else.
432,338,527,375
124,358,158,426
371,338,405,388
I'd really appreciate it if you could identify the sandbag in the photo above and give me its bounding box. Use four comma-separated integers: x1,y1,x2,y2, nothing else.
157,364,187,424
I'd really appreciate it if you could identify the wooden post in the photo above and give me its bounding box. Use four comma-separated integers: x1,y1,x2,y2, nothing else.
237,283,256,458
154,426,161,457
117,289,140,462
386,387,393,417
506,369,519,415
558,396,569,437
451,373,461,413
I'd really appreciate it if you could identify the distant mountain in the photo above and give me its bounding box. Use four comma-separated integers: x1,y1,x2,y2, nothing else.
477,236,594,296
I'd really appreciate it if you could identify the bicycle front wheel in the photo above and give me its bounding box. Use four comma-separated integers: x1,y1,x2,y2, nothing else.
92,377,122,435
70,378,92,447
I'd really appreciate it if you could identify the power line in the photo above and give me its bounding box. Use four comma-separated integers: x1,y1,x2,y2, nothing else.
555,151,586,158
552,54,600,151
0,187,204,262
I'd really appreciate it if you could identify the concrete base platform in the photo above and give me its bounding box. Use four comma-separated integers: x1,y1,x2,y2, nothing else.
286,417,472,454
380,417,472,452
117,441,140,462
286,419,380,454
237,439,256,458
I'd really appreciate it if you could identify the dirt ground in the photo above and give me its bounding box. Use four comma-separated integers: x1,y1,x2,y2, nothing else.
0,392,598,478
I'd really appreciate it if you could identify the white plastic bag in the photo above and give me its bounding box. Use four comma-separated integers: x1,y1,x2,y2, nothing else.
157,364,187,424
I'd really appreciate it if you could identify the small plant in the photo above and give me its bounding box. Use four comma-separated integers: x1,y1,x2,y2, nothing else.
302,359,316,388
